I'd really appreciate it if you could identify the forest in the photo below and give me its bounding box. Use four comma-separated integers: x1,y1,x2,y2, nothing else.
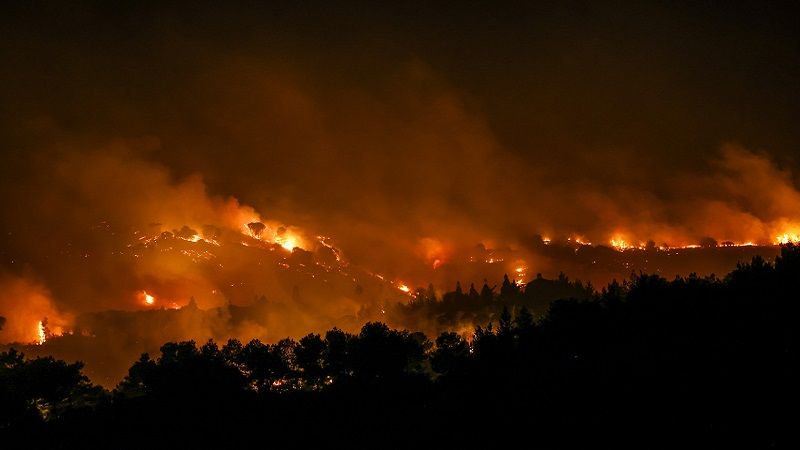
2,245,797,449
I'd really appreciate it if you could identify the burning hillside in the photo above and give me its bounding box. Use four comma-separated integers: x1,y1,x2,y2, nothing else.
1,146,797,350
1,203,789,386
1,53,800,387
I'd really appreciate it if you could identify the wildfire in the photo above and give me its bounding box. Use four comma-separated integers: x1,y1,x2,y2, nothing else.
775,232,800,245
243,221,305,251
36,320,46,345
572,236,592,246
514,263,527,286
177,233,220,246
277,235,298,251
142,291,155,305
610,236,632,251
317,235,344,263
397,283,411,293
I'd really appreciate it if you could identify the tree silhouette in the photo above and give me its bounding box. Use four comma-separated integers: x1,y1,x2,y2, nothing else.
5,244,800,449
246,221,266,238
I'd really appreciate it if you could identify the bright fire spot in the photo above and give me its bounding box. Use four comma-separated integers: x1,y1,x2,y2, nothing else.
36,320,46,345
397,284,411,293
432,259,442,269
573,236,592,246
244,221,305,251
542,236,551,245
142,291,155,305
610,237,631,251
513,261,527,285
776,232,800,245
278,236,297,251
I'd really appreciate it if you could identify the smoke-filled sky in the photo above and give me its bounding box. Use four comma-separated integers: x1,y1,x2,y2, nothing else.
2,1,800,345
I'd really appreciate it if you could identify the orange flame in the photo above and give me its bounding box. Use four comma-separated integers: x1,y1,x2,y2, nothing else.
610,236,631,251
775,231,800,245
36,320,46,345
142,291,155,305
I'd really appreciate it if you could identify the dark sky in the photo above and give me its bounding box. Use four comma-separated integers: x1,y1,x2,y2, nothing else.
3,1,798,157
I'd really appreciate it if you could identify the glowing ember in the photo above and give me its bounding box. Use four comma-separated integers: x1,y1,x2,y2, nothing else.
36,320,46,345
317,236,344,263
397,284,411,293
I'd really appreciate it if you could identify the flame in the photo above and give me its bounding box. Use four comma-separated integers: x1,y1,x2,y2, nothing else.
572,236,592,246
513,261,527,285
775,231,800,245
142,291,155,305
317,235,344,263
243,221,305,251
610,236,631,251
277,235,298,251
36,320,46,345
397,283,411,293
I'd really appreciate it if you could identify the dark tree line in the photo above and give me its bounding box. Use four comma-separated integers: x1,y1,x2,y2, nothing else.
390,272,594,337
2,245,799,448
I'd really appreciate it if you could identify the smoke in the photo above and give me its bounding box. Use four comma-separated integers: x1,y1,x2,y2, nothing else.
2,61,800,321
1,3,799,368
1,13,799,387
0,274,72,344
561,144,800,246
166,61,800,256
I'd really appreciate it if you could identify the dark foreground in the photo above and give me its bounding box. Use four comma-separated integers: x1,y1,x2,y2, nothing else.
3,247,799,449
